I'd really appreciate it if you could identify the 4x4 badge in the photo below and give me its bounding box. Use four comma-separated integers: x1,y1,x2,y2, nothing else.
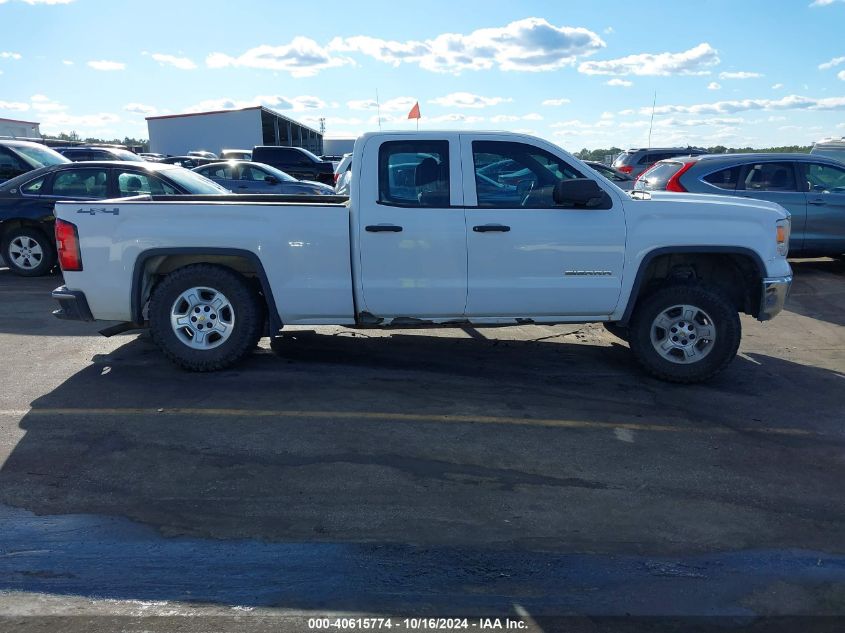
76,207,119,216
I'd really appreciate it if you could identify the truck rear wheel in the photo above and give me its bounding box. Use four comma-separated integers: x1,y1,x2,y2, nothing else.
148,264,263,371
628,284,741,383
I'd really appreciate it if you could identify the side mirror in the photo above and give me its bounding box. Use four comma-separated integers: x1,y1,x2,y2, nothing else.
553,178,606,207
265,176,279,184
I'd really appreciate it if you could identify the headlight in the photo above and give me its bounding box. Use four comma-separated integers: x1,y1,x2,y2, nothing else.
776,218,790,256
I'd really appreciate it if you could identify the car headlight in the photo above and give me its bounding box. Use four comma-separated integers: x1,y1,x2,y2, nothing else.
776,218,790,256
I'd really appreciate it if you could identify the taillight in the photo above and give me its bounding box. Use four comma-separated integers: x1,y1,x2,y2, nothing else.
55,219,82,271
618,165,634,174
665,162,696,192
333,173,339,184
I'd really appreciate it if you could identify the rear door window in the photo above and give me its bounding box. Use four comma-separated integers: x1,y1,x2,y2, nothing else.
703,166,741,191
378,140,450,207
742,162,797,192
117,171,178,195
52,168,109,197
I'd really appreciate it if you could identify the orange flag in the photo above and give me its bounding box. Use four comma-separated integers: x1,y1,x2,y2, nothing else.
407,101,421,120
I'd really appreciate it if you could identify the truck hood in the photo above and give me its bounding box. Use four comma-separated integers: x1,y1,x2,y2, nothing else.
628,190,790,220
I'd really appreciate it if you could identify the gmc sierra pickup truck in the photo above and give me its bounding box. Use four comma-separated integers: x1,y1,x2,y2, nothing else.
51,131,793,383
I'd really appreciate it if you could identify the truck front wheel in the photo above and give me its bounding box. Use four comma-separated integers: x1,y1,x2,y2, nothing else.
628,284,741,383
148,264,263,371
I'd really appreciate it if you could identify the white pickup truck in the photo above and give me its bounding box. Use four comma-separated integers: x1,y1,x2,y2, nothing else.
51,131,793,383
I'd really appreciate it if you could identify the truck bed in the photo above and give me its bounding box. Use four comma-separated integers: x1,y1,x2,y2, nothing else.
56,195,356,325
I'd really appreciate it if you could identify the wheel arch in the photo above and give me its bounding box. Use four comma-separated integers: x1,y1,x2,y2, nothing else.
618,246,766,326
130,248,282,333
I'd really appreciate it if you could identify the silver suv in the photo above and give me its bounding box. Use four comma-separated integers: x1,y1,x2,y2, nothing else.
612,147,708,180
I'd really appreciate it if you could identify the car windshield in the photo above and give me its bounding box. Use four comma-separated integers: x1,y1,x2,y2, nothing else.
159,167,230,193
812,147,845,162
253,163,297,182
297,148,322,163
11,144,70,168
111,149,146,162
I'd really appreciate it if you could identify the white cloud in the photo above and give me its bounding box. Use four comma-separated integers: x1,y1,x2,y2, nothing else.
604,27,614,34
600,111,614,119
840,70,845,81
150,53,196,70
771,83,784,89
428,92,510,108
0,52,22,60
768,115,787,121
810,0,843,6
605,78,632,87
329,18,605,73
207,38,353,77
578,43,719,76
718,71,763,79
347,96,417,112
0,100,29,111
182,94,330,114
124,103,158,115
708,82,721,90
87,60,125,71
29,94,65,112
541,98,571,106
61,59,73,66
489,113,543,122
427,113,485,123
0,0,74,4
819,56,845,70
299,116,363,127
644,94,845,115
38,112,122,136
618,109,635,115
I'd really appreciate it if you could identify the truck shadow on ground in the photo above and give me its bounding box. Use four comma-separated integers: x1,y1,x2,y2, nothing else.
1,332,844,613
785,258,845,326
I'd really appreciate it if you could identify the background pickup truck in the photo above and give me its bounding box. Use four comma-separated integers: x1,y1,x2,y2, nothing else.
250,146,335,185
52,131,793,383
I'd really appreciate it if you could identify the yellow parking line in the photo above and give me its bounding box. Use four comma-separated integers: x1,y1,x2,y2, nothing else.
7,407,825,438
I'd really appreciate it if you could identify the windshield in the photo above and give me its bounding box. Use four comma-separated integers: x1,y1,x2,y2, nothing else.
159,166,230,193
255,163,297,182
298,147,323,163
111,149,146,162
811,147,845,162
11,144,70,168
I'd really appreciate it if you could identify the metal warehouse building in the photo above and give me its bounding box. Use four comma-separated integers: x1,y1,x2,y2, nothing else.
0,117,41,139
146,106,323,157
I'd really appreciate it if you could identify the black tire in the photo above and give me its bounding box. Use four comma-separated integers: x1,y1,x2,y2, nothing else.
628,283,741,384
148,264,263,371
2,226,56,277
602,321,629,342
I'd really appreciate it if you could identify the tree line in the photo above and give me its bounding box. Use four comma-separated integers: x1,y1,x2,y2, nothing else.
52,131,149,152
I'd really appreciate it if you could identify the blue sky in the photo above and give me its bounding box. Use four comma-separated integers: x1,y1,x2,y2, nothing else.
1,0,844,149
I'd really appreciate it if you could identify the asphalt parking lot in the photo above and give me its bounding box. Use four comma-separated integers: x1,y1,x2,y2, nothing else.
0,259,844,630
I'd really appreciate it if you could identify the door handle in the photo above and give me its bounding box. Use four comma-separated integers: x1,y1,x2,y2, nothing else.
473,224,511,232
365,224,403,232
808,199,826,206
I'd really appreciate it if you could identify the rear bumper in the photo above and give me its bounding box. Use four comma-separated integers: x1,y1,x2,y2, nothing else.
51,285,95,321
758,275,792,321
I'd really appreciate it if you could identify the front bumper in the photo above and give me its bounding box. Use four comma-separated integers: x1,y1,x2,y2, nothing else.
51,285,95,322
758,275,792,321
